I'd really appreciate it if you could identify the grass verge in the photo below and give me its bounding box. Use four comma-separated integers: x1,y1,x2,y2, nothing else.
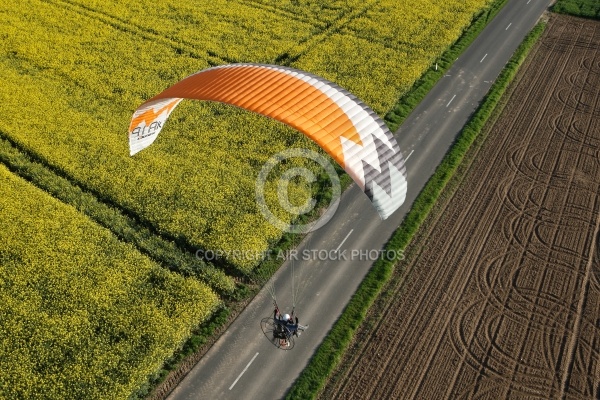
286,19,547,400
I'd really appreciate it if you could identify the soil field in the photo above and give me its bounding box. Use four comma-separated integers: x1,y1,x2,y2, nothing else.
319,14,600,399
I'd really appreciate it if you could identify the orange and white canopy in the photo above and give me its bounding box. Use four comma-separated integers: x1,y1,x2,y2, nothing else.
129,64,407,219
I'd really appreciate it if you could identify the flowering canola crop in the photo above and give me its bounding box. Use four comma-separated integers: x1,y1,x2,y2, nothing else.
0,0,492,269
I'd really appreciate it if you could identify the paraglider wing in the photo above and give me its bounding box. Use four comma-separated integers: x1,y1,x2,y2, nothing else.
128,64,407,219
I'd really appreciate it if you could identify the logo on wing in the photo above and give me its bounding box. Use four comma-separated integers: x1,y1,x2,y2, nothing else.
128,98,181,156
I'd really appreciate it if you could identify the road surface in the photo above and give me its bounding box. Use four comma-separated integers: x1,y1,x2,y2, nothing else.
167,0,553,398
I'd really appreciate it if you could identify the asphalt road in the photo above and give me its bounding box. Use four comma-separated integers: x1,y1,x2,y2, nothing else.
167,0,553,398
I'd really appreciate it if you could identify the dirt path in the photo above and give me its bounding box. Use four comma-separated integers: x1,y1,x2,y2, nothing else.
319,14,600,399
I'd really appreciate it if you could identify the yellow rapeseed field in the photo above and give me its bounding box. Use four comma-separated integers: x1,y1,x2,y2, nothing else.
0,0,493,270
0,164,219,399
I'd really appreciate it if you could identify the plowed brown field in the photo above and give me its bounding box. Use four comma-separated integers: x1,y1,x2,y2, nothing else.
320,15,600,400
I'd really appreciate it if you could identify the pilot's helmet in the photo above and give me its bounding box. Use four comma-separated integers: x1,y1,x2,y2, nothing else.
283,313,290,321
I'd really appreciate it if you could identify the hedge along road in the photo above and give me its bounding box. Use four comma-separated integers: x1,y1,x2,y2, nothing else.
166,0,553,398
